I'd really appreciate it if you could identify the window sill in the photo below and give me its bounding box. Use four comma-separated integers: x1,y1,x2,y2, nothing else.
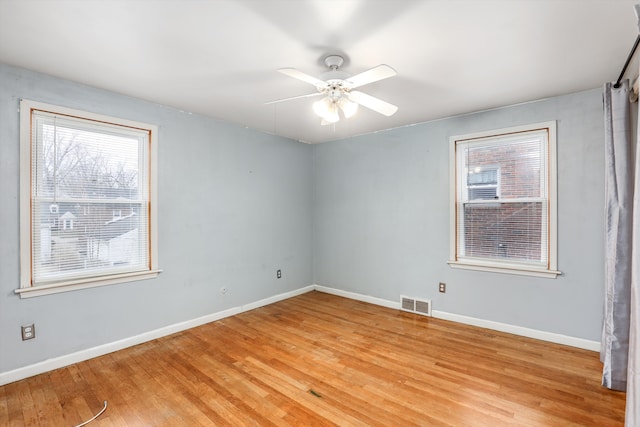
15,269,162,299
448,260,561,279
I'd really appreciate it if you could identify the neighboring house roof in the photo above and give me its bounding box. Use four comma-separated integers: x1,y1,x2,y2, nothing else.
59,211,76,220
96,212,138,241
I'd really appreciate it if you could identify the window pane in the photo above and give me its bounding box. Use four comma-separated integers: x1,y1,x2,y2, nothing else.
35,120,140,201
32,200,148,281
464,136,544,200
31,110,150,286
460,201,547,263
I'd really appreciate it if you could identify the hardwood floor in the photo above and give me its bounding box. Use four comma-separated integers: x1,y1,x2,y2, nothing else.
0,291,626,426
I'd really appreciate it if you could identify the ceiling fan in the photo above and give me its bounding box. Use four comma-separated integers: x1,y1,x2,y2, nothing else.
267,55,398,125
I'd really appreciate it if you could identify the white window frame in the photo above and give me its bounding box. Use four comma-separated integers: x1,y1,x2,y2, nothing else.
17,100,161,298
448,121,560,278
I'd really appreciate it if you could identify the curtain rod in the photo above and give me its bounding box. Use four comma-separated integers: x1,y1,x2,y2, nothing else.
614,34,640,88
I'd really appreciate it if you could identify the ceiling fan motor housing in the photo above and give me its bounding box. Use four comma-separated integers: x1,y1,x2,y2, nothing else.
320,55,350,83
324,55,344,69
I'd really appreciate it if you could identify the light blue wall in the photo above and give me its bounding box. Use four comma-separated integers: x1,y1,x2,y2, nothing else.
312,89,605,342
0,63,314,373
0,61,606,377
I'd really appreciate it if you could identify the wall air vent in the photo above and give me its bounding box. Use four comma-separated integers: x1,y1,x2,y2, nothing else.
401,296,415,311
400,295,432,317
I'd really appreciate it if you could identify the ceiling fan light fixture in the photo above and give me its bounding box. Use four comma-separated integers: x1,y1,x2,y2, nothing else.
313,97,339,123
339,97,358,118
324,101,340,123
312,97,330,117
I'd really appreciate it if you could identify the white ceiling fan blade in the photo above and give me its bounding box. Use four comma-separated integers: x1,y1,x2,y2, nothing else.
265,92,323,105
347,91,398,116
345,64,396,89
278,68,328,88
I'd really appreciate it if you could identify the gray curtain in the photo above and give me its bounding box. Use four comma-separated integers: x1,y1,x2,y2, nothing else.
602,80,634,391
602,79,640,426
629,15,640,427
628,85,640,426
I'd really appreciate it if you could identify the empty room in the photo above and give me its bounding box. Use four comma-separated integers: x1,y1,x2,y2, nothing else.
1,0,639,425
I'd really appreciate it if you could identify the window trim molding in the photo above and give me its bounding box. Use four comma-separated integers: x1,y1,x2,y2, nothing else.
15,270,162,298
448,121,560,278
17,99,161,298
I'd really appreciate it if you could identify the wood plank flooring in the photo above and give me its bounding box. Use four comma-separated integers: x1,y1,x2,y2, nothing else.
0,291,626,426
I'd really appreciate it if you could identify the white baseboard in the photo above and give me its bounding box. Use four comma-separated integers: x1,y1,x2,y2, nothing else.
313,285,601,352
0,285,315,386
1,283,600,386
313,285,401,310
431,310,600,352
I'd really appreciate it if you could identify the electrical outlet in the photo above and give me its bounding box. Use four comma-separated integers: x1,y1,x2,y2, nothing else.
21,324,35,341
220,287,228,295
277,269,282,279
439,282,446,293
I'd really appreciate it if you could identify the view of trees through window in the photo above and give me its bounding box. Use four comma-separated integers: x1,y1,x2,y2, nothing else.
32,114,148,283
38,123,139,199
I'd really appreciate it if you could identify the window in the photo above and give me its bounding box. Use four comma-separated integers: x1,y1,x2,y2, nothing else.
448,122,559,278
18,100,160,298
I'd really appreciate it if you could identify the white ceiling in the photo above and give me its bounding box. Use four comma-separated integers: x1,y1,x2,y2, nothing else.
0,0,638,143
